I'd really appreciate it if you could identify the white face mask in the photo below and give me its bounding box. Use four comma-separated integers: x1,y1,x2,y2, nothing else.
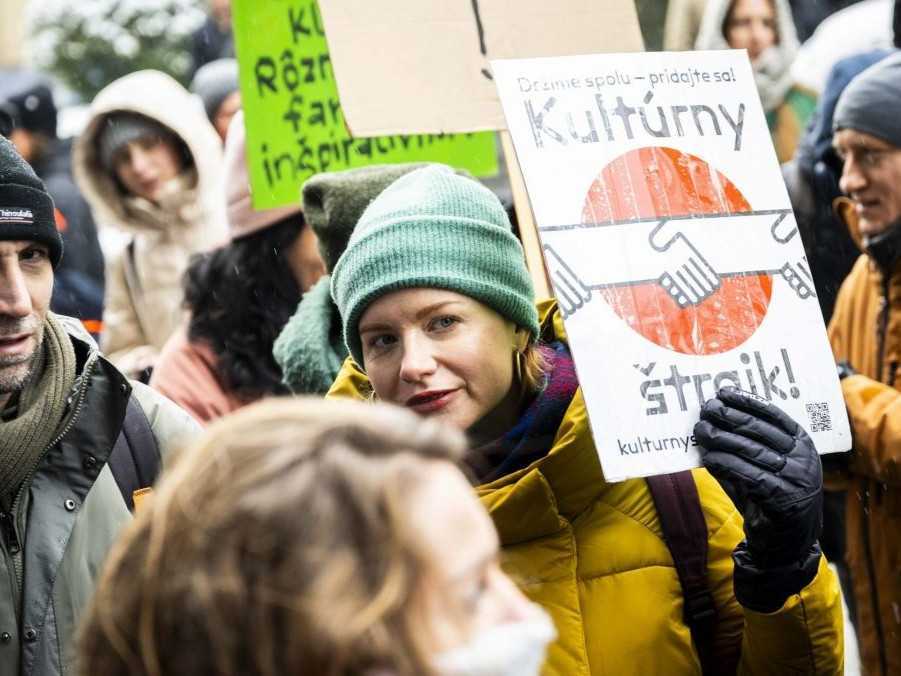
432,609,556,676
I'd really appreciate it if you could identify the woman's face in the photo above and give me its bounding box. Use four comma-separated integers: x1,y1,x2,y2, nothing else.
725,0,777,63
286,224,326,293
406,461,537,653
113,137,183,203
213,91,242,143
359,288,521,433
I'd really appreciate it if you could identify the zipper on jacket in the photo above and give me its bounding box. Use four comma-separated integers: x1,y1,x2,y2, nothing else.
876,278,891,383
8,354,97,595
865,276,890,675
860,488,888,675
0,509,20,623
0,511,20,555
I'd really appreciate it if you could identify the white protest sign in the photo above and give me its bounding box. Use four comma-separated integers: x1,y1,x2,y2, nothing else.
492,50,851,482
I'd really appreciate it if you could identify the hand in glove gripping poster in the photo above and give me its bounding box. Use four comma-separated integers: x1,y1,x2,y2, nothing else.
492,51,850,481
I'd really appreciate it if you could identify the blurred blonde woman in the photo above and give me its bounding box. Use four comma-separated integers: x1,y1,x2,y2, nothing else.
76,398,554,676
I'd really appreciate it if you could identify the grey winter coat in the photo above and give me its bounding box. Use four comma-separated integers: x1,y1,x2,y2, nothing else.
0,320,199,675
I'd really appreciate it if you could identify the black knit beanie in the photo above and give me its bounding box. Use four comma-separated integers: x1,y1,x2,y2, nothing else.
0,69,58,140
0,136,62,267
834,52,901,148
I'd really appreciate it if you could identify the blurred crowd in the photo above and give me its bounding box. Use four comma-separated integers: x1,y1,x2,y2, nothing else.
0,0,899,674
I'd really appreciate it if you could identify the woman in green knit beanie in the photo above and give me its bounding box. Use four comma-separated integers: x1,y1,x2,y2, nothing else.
330,163,544,443
327,163,843,675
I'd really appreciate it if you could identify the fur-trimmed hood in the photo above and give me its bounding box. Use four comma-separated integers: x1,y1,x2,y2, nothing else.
73,70,226,240
695,0,800,112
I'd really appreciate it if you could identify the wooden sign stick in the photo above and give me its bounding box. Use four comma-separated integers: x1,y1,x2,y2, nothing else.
500,131,552,300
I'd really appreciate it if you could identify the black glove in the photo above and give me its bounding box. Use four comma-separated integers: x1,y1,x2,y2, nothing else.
694,387,823,612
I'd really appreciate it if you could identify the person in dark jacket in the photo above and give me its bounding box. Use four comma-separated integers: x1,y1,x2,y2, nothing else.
190,0,234,76
0,134,198,676
784,50,895,324
0,69,105,335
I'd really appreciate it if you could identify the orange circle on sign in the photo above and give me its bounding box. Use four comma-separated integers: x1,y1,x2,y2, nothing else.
581,147,772,355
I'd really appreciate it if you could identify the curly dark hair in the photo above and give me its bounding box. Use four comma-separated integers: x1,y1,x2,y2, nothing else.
184,214,304,402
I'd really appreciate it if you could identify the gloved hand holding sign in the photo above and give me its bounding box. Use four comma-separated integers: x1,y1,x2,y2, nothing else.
694,387,824,612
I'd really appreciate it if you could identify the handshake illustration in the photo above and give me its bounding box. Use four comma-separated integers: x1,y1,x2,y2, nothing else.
542,210,815,318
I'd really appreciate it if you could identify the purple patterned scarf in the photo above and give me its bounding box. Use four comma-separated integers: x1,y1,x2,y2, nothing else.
467,341,579,483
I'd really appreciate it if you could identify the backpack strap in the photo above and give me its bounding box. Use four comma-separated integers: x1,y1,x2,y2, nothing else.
646,471,717,674
108,394,161,511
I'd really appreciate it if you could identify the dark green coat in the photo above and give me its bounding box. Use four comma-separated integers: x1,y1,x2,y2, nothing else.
0,325,199,675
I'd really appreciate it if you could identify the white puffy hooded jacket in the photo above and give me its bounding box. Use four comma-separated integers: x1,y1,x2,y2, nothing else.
74,70,227,376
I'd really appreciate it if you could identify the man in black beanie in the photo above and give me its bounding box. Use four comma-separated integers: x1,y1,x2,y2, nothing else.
828,51,901,676
0,136,198,676
0,69,105,333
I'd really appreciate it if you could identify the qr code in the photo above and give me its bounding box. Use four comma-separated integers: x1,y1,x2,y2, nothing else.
806,402,832,433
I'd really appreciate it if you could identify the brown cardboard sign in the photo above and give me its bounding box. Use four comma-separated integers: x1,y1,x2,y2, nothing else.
317,0,644,135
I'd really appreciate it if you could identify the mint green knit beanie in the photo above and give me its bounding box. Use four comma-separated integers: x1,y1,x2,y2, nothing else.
331,164,539,368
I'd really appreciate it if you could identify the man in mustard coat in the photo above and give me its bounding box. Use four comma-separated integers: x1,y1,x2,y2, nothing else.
829,52,901,676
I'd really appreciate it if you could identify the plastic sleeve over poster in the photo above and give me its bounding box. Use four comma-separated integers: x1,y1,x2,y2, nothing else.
491,50,851,482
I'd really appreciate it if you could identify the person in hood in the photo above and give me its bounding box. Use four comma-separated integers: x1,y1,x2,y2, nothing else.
784,49,894,324
190,0,234,77
0,69,105,334
695,0,816,162
73,70,227,380
326,164,843,674
828,51,901,676
77,397,555,676
150,112,325,424
0,134,198,676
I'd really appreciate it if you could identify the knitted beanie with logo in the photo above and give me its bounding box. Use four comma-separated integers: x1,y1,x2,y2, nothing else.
0,136,62,267
331,164,538,367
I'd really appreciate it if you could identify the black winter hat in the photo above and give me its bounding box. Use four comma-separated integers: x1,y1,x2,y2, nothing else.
0,136,62,267
834,52,901,148
0,69,57,140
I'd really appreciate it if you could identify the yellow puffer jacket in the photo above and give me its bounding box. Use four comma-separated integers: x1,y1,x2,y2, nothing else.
329,300,843,675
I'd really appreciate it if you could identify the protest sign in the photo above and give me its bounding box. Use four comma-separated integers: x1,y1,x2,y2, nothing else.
492,50,851,482
316,0,644,135
231,0,498,209
315,0,641,295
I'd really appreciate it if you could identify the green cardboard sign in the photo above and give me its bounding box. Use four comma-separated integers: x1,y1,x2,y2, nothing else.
232,0,499,209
